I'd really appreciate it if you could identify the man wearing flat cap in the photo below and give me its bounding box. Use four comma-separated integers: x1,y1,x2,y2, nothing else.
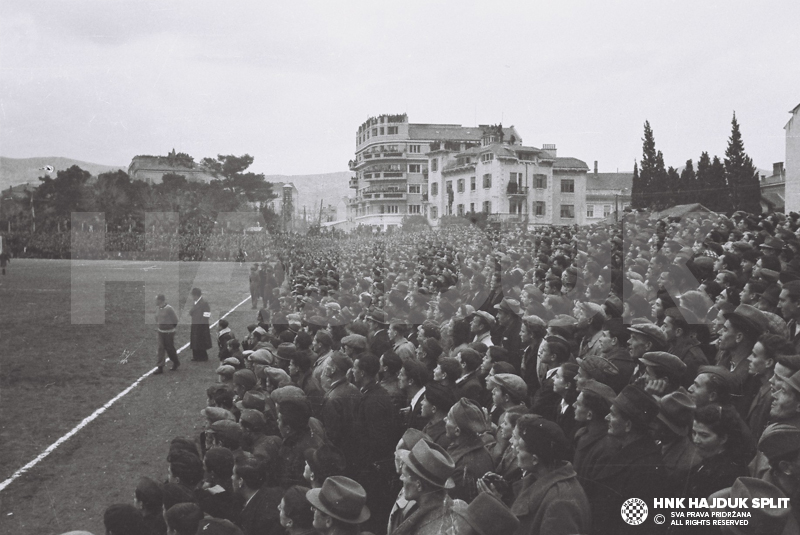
389,440,466,535
598,317,635,391
587,385,664,535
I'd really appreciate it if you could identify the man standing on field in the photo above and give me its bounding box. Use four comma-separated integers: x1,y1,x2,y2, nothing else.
155,294,179,374
189,287,213,361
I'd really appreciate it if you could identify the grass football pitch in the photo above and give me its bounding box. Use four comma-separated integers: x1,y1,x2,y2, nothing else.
0,259,256,535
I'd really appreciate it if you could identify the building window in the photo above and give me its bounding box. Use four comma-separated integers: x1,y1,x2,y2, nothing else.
560,179,575,193
470,176,476,191
457,204,464,216
387,205,399,214
372,128,377,136
431,207,438,219
535,201,546,216
587,205,594,218
409,164,421,173
457,179,465,193
380,127,384,135
482,200,492,213
510,172,520,184
560,204,575,218
470,203,475,212
387,126,398,135
408,204,421,214
408,184,421,194
431,158,438,172
431,183,438,196
603,205,612,217
481,153,494,163
482,174,492,188
409,145,420,153
535,174,547,188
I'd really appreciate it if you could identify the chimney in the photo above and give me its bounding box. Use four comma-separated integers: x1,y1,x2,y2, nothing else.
542,144,557,158
774,162,785,178
594,161,598,175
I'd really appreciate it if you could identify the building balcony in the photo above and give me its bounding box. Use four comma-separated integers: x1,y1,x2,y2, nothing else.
349,177,359,188
363,172,407,181
506,184,529,197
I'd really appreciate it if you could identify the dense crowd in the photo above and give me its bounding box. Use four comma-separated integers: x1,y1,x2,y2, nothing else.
67,208,800,535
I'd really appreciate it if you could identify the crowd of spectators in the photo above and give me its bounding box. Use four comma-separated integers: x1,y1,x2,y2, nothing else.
59,208,800,534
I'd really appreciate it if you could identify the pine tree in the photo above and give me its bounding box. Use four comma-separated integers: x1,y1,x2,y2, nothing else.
631,161,644,208
639,121,667,210
724,113,761,214
709,155,731,213
678,159,696,206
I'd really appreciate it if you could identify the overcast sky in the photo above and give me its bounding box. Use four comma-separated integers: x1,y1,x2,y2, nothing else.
1,0,798,176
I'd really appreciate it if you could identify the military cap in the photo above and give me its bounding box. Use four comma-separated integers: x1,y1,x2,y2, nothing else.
448,398,487,435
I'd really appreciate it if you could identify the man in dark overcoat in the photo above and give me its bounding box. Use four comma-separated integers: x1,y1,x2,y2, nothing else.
189,287,212,361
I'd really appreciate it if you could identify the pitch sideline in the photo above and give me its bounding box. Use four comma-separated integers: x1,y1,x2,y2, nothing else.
0,295,251,493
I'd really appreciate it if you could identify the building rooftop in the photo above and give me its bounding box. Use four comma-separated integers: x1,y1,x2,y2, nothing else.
587,172,633,191
408,124,520,143
553,157,589,171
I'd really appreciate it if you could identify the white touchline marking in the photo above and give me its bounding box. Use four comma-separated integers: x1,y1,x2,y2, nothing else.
0,295,251,493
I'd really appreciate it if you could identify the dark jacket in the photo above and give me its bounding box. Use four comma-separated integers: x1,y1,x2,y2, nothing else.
238,485,283,535
321,378,361,469
198,483,243,525
355,381,396,469
685,452,748,500
585,434,665,535
510,462,591,535
422,419,451,450
278,429,322,489
189,297,213,350
668,337,709,387
745,374,774,441
447,433,494,503
499,317,523,372
572,421,607,482
455,371,484,405
369,328,392,358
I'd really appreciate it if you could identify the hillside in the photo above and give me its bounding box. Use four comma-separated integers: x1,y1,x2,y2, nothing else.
264,171,352,215
0,157,126,191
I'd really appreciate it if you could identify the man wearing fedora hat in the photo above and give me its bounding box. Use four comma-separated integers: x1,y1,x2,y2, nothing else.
588,385,664,535
454,491,519,535
307,476,371,535
652,390,700,491
389,439,466,535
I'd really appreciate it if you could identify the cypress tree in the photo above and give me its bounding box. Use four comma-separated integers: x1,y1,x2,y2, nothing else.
679,159,696,206
665,166,680,208
639,121,667,210
709,155,731,213
631,161,644,208
696,152,712,209
724,113,761,214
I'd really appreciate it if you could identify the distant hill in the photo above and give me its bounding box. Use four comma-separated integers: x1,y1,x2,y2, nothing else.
264,172,352,215
0,157,126,191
